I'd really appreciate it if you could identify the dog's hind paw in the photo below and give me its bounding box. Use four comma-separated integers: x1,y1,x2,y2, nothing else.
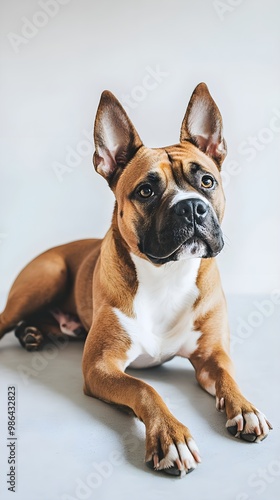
15,323,43,351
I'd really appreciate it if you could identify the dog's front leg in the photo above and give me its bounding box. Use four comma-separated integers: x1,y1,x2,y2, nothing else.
82,308,201,476
189,335,272,442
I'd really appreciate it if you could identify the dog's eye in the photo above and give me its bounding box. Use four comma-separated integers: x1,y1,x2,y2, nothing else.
138,185,154,198
201,175,214,189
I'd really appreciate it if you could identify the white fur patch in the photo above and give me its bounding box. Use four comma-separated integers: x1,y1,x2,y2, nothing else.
177,443,197,470
169,190,210,208
216,396,225,412
114,255,201,369
156,442,198,474
243,412,260,434
197,369,216,396
157,444,179,470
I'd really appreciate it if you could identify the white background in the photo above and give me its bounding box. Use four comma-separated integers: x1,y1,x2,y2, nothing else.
0,0,279,296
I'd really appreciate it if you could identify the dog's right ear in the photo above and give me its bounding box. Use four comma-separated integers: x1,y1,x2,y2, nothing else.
93,91,143,186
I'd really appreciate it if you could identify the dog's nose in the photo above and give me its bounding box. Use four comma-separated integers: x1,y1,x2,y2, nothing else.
174,198,209,223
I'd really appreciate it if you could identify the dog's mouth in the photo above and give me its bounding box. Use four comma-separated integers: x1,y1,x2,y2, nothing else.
145,248,181,265
144,236,222,265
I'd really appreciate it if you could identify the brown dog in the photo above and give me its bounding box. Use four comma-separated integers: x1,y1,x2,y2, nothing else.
0,83,272,477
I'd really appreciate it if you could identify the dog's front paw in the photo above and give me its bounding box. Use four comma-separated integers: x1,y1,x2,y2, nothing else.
225,408,272,443
145,417,201,477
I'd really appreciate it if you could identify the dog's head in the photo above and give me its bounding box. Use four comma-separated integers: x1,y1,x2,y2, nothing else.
93,83,227,265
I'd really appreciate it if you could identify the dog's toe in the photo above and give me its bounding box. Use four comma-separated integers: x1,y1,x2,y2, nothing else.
24,333,41,351
240,433,257,443
227,425,238,437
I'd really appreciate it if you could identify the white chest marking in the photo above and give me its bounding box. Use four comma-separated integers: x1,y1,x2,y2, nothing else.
114,255,202,369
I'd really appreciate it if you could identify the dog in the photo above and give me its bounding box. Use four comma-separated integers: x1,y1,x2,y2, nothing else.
0,83,272,477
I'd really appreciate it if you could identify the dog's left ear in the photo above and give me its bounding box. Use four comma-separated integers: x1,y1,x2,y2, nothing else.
180,83,227,168
93,91,143,186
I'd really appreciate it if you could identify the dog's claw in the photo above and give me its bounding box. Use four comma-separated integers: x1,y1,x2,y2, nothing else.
146,453,159,471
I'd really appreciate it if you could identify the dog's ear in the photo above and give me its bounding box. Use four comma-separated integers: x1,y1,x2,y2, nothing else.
93,91,143,185
180,83,227,168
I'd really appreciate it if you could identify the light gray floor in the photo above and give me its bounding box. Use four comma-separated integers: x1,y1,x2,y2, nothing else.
0,294,279,500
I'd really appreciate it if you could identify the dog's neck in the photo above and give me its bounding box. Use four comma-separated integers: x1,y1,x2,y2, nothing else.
130,253,201,290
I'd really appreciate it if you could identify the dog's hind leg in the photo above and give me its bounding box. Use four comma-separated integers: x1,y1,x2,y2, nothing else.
0,251,68,344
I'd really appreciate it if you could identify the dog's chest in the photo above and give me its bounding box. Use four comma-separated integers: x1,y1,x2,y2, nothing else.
114,256,201,369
